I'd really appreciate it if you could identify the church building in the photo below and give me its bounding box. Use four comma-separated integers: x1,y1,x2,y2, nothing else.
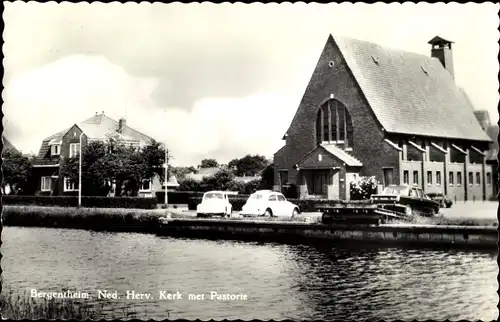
273,35,494,201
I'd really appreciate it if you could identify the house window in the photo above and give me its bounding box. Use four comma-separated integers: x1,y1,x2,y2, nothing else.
51,145,60,156
457,172,462,186
487,173,491,185
140,179,151,192
436,171,441,185
316,99,353,147
41,177,51,191
449,172,454,185
63,177,78,192
427,171,432,185
69,143,80,158
468,172,473,186
476,172,481,185
403,170,409,184
413,171,419,185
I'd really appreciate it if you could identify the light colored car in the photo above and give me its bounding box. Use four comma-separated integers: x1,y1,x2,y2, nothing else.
240,190,300,217
196,191,238,218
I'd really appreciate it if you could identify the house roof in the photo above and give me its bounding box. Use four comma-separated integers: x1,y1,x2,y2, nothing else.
486,124,499,162
234,176,261,183
321,144,363,167
296,143,363,169
185,167,221,181
286,35,491,143
2,136,18,152
36,113,155,161
473,110,491,131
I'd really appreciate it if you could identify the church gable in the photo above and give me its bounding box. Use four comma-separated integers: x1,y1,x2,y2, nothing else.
296,146,344,170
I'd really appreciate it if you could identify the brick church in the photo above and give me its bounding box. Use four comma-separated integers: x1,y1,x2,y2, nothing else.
273,35,494,201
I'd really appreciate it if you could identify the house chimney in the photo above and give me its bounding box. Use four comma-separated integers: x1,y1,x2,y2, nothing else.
428,36,455,80
118,118,126,133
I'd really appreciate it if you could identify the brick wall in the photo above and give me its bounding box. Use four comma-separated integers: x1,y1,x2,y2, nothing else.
274,36,399,189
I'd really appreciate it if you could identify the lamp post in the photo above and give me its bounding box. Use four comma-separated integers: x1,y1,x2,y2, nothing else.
78,132,84,207
164,146,170,209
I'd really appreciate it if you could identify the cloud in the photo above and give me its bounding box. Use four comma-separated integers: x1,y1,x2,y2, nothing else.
3,54,293,166
3,55,159,154
3,3,498,165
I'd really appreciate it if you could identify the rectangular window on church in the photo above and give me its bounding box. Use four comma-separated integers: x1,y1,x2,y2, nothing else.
413,171,419,185
403,171,409,184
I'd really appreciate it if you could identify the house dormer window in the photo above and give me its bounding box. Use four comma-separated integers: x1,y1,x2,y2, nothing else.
51,144,60,156
315,99,353,149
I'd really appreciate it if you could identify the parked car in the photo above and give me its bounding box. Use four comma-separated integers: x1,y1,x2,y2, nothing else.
371,184,440,217
240,190,300,217
196,191,237,218
426,192,453,208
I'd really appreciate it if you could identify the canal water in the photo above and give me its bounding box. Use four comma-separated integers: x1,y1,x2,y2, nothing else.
2,227,498,320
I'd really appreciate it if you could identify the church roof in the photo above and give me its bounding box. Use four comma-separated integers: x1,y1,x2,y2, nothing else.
332,35,491,142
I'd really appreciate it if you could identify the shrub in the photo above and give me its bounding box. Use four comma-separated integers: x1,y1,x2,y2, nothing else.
2,195,157,209
350,176,379,200
177,178,203,192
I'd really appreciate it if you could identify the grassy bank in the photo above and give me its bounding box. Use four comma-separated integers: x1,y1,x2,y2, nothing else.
3,205,496,231
0,289,156,319
2,205,167,232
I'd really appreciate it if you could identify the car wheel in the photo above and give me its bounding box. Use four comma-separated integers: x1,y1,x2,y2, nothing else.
405,205,413,216
264,208,273,217
292,208,300,217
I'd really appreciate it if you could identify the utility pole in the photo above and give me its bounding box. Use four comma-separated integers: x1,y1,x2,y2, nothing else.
78,132,84,207
164,146,172,209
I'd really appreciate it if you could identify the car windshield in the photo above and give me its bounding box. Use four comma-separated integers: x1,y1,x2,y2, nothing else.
249,194,263,200
204,193,223,199
382,186,409,196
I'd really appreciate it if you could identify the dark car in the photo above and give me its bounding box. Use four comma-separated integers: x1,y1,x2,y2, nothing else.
426,192,453,208
371,184,441,217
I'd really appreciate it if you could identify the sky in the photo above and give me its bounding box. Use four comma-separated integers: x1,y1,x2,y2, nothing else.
3,2,499,167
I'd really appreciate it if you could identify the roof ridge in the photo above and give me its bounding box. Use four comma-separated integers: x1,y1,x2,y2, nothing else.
332,35,432,61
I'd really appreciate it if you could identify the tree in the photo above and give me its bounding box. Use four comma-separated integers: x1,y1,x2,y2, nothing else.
1,149,33,194
60,139,168,196
200,158,219,168
200,168,235,191
228,154,270,176
140,139,167,183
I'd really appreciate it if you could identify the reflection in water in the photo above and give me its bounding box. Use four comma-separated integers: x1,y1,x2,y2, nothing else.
2,227,498,320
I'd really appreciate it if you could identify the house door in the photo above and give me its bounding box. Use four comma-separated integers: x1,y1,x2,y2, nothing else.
306,170,329,196
383,168,394,187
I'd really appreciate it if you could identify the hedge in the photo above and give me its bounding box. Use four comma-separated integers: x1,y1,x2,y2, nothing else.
156,191,252,205
2,195,158,209
155,191,207,204
187,196,372,212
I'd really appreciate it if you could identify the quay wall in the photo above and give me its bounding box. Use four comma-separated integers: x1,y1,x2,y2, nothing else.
159,219,498,249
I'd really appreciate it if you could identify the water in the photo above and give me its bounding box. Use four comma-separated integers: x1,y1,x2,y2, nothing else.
2,227,498,320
